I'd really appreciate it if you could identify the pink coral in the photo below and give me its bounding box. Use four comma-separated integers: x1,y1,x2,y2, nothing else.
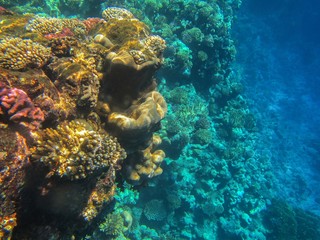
82,18,105,32
44,28,75,40
0,82,44,129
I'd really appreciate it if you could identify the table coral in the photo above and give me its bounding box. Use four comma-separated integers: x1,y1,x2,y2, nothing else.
32,120,126,180
0,38,51,70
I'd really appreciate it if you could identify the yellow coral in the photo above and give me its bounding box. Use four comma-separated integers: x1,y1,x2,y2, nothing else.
82,184,116,221
108,91,167,136
26,17,86,36
0,37,51,70
143,35,166,57
32,120,126,180
102,7,135,21
127,134,165,182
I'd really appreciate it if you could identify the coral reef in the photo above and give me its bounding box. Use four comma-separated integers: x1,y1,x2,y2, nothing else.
0,7,167,239
32,119,126,180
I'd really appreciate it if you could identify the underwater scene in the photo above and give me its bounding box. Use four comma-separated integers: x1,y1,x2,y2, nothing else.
0,0,319,239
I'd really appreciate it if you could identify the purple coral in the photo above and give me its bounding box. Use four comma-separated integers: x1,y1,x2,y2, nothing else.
0,82,44,129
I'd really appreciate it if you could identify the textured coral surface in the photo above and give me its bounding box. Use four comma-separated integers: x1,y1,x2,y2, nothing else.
0,7,167,239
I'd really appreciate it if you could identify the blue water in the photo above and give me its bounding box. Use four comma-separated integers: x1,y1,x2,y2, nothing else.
236,0,320,216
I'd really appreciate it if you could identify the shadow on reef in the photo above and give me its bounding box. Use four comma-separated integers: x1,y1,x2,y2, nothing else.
264,199,320,240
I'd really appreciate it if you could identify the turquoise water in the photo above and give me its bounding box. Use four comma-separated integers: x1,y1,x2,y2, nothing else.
0,0,319,239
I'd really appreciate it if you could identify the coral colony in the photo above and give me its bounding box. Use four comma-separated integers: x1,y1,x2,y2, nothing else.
0,1,319,240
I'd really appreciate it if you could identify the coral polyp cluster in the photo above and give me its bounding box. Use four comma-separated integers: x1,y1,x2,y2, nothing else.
33,120,126,180
0,38,51,70
26,17,86,36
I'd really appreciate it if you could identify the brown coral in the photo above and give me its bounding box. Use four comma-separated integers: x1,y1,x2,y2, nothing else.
124,134,165,183
0,37,51,70
0,128,29,239
107,91,167,150
32,120,126,180
46,53,102,108
82,172,117,221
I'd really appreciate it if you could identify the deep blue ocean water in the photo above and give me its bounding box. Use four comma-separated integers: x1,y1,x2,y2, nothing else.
235,0,320,216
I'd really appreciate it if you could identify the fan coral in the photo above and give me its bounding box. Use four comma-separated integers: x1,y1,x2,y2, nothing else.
32,120,126,180
0,82,45,128
0,38,51,70
102,7,135,21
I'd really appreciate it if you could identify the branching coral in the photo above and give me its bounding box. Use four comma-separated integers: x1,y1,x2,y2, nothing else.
32,120,126,180
0,82,45,128
0,38,51,70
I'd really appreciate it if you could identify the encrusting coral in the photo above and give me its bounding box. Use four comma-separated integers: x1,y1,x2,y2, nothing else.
32,119,126,180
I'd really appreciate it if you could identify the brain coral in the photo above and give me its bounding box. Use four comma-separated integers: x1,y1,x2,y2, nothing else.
32,120,126,180
0,38,51,70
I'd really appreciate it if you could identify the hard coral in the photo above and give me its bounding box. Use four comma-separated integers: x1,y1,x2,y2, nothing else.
26,17,86,36
0,82,44,129
144,199,167,221
32,120,126,180
102,7,135,21
108,91,167,150
0,38,51,70
143,35,166,57
124,134,165,183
